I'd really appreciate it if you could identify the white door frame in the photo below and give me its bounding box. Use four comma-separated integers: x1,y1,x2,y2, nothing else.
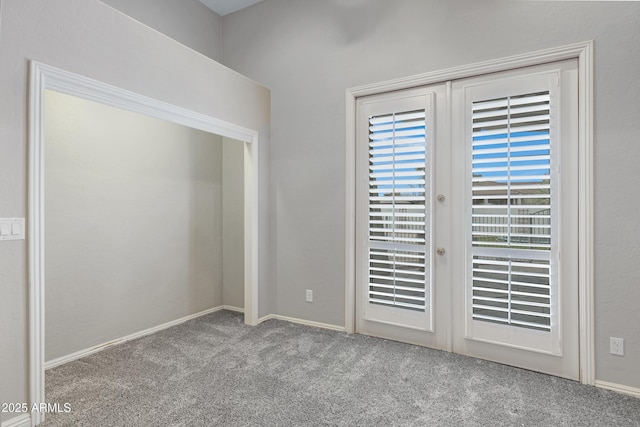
345,41,594,384
28,61,260,425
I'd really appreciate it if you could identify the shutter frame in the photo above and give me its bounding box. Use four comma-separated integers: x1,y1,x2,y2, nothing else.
470,91,553,332
368,105,430,313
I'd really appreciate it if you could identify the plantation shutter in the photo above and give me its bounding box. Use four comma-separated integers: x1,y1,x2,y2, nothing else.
470,92,553,331
368,110,428,312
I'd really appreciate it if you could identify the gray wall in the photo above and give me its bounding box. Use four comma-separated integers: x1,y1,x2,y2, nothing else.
0,0,270,422
221,0,640,389
100,0,223,61
44,90,225,362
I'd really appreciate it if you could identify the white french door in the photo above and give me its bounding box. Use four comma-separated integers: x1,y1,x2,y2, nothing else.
355,84,449,350
355,60,579,380
451,60,579,379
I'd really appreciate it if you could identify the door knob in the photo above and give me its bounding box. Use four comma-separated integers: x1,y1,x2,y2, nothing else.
436,247,446,256
437,194,446,202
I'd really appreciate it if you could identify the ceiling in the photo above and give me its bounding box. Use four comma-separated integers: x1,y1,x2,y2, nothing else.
199,0,263,16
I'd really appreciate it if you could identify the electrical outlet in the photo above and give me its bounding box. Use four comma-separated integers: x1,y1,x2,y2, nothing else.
305,289,313,303
610,337,624,356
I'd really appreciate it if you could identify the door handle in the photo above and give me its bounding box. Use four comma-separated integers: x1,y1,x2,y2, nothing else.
436,247,446,256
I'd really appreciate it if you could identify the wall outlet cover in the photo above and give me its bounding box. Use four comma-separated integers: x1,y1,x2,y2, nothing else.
610,337,624,356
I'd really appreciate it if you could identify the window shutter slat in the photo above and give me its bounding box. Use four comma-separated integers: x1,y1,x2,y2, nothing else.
470,91,552,332
368,109,428,312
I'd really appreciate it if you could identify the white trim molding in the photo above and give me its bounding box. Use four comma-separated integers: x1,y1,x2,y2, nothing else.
258,314,347,333
595,380,640,399
28,61,261,426
345,41,594,384
1,414,31,427
44,306,232,370
220,305,245,313
43,307,331,373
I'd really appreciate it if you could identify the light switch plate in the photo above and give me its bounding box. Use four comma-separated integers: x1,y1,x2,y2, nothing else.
0,218,25,241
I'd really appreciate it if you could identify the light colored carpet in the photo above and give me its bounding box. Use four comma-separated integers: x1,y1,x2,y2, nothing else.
44,310,640,426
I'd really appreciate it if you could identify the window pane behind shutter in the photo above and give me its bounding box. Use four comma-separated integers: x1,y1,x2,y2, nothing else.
471,92,552,331
368,110,427,312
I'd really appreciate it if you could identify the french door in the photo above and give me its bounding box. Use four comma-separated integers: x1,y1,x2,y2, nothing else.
355,83,449,350
355,60,579,380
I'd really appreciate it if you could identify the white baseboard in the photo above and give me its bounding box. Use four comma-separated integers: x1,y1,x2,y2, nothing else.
45,306,338,370
258,314,346,332
1,414,30,427
595,380,640,398
45,305,237,370
220,305,244,313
